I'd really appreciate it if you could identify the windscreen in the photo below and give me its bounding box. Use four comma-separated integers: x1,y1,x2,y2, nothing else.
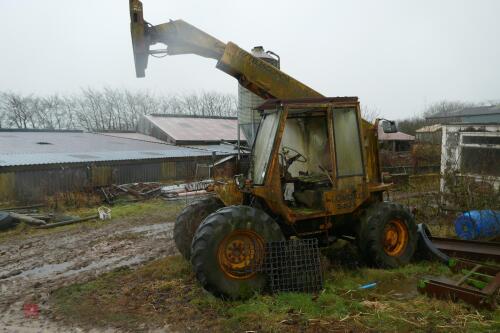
251,112,280,184
333,108,364,177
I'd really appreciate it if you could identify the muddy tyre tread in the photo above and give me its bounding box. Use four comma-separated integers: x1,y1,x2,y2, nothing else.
358,202,417,268
173,196,223,260
191,205,284,299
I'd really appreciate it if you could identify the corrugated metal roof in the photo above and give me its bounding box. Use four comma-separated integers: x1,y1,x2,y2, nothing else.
0,150,219,167
0,131,226,167
426,105,500,119
145,115,239,142
416,124,442,133
378,126,415,141
96,132,167,144
213,155,236,166
184,143,242,154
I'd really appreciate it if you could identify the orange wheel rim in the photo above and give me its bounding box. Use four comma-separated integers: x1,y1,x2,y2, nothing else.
217,229,265,280
383,219,408,257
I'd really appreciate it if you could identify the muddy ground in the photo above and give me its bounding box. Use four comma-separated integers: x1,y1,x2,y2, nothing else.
0,200,183,332
1,196,498,332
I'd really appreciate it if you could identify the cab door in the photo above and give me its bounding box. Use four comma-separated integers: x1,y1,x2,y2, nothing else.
327,105,369,214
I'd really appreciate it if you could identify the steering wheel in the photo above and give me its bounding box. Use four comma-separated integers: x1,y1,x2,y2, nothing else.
281,146,308,164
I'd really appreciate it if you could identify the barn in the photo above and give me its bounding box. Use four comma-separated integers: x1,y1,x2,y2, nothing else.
0,129,233,203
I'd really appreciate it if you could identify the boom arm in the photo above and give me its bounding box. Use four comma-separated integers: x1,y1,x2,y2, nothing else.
130,0,321,100
129,0,381,184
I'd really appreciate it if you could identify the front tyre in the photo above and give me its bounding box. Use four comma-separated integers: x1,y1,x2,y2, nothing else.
191,205,284,299
174,196,223,260
357,202,417,268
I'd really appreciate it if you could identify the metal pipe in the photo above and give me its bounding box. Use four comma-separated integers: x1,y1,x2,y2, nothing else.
237,124,241,161
266,50,281,69
431,236,500,263
37,215,99,229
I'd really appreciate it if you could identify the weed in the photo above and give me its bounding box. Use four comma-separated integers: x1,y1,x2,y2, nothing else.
0,199,184,242
51,253,500,332
45,191,102,210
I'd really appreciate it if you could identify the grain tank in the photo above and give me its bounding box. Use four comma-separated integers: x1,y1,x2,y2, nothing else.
237,46,279,146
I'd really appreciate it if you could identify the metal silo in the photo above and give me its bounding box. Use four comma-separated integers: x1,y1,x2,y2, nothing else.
238,46,279,146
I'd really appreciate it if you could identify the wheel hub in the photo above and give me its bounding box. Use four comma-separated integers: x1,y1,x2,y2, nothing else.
383,219,408,257
217,229,265,279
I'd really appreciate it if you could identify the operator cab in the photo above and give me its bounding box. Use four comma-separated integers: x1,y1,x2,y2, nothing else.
251,97,365,213
279,107,333,207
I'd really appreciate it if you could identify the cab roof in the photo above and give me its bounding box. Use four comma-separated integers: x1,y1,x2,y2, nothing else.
256,97,358,110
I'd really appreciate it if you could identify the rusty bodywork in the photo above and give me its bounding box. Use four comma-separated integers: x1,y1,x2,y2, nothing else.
243,98,388,227
129,1,383,197
128,0,391,239
130,0,419,299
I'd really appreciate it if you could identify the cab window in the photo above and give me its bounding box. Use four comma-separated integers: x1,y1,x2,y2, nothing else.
333,108,364,177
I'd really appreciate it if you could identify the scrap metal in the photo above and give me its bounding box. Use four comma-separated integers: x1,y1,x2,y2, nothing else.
431,237,500,263
418,223,500,263
98,182,163,204
417,223,500,309
263,239,323,293
36,215,100,229
418,258,500,310
224,238,324,293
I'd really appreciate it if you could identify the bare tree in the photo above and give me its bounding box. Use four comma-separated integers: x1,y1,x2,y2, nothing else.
396,100,479,135
0,92,38,129
423,100,476,119
35,95,73,130
0,89,238,131
361,104,380,123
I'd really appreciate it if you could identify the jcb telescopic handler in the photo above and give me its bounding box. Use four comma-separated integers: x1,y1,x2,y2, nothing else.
129,0,416,299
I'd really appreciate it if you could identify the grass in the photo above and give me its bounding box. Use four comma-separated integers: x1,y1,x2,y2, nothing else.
51,249,500,332
9,177,500,331
0,199,184,242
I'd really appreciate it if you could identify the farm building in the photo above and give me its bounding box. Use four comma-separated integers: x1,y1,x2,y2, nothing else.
0,129,234,203
138,114,238,139
378,126,415,152
137,114,244,156
426,105,500,124
412,124,442,173
440,123,500,192
377,126,416,176
415,124,442,144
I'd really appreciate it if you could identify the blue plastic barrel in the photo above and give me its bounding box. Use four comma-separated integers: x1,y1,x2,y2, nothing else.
454,210,500,240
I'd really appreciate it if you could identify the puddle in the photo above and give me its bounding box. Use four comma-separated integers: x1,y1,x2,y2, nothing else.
4,256,147,281
59,256,145,277
16,262,74,279
126,222,172,235
374,278,419,300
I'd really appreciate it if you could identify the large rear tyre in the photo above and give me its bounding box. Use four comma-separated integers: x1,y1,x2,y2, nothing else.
357,202,417,268
174,196,223,260
191,205,284,299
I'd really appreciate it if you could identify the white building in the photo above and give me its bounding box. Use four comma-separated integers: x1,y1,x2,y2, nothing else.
440,123,500,192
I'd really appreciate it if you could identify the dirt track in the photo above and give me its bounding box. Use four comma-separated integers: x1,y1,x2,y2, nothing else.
0,210,178,332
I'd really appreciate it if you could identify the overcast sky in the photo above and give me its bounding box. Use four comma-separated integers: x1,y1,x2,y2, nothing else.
1,0,499,119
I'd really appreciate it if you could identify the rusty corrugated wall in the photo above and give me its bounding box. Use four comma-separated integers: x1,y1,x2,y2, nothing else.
13,167,89,203
0,156,230,203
